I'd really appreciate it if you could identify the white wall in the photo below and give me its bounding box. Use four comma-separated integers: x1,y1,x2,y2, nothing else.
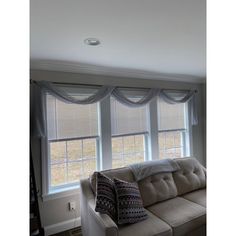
30,69,206,233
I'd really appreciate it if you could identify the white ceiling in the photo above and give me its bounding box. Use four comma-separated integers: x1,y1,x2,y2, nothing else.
30,0,206,83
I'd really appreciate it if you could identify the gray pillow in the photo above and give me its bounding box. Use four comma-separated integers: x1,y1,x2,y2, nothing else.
114,178,148,224
95,172,117,221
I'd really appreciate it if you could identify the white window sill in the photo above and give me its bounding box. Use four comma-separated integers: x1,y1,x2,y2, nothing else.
42,184,80,201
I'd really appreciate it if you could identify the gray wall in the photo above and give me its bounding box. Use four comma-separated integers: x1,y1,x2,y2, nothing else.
30,69,206,228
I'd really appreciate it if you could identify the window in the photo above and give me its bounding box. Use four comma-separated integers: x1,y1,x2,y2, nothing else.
110,95,148,168
157,98,190,159
42,85,193,197
46,94,98,192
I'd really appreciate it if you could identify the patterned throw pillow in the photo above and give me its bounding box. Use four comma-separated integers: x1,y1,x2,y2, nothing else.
114,178,148,224
95,172,117,221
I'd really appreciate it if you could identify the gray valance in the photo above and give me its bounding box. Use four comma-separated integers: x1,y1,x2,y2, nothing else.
37,81,114,104
160,89,195,104
30,80,198,137
112,87,159,107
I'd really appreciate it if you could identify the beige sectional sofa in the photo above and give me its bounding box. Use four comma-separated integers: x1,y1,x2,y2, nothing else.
80,157,206,236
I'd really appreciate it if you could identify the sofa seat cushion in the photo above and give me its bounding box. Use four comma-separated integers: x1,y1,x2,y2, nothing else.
118,210,172,236
182,189,206,207
147,197,206,236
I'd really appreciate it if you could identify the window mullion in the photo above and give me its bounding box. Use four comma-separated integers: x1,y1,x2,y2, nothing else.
134,135,136,153
185,102,192,156
173,132,176,157
181,131,185,156
122,137,125,167
65,141,68,184
95,137,100,171
81,140,84,177
164,133,166,158
144,134,148,161
99,96,112,170
42,92,50,197
148,98,159,160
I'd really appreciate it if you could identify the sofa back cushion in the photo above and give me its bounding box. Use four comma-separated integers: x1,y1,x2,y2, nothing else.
90,167,135,193
138,172,178,207
173,157,206,195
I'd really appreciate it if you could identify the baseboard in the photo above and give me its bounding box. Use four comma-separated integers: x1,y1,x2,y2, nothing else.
44,217,81,236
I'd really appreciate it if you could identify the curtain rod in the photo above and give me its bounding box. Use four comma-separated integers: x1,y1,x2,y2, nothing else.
30,79,198,93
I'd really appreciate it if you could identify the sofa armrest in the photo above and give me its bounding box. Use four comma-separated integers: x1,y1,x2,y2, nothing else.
87,198,118,236
199,163,207,178
80,179,95,236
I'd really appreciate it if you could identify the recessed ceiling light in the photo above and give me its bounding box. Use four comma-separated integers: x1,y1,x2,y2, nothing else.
84,38,101,46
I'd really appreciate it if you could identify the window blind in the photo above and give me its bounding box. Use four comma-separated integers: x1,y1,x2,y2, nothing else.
46,94,98,140
157,98,186,131
110,96,148,136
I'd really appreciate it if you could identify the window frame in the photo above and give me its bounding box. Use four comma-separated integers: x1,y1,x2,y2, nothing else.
41,94,100,201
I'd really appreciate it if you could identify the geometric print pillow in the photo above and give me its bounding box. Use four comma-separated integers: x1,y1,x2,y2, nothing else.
95,172,117,221
114,178,148,225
